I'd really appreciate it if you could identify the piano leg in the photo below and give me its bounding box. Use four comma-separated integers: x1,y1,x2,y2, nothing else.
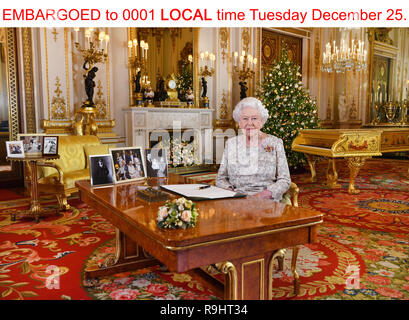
325,158,341,189
346,156,370,194
305,154,318,182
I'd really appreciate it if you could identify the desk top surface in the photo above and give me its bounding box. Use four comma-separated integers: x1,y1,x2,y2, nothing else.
76,174,323,249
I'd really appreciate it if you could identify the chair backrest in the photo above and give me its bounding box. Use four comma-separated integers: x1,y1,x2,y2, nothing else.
42,135,101,177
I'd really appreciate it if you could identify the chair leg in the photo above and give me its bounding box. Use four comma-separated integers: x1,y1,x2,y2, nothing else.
291,246,300,295
56,194,71,211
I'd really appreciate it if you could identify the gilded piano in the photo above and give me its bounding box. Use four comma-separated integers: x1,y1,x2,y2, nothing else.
292,128,409,194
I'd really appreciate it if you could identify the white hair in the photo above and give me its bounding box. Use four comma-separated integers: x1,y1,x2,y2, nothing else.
232,97,269,125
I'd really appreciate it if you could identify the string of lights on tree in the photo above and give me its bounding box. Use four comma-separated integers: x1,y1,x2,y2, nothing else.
257,44,319,169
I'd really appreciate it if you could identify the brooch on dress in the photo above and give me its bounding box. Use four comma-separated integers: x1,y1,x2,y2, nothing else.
263,145,274,152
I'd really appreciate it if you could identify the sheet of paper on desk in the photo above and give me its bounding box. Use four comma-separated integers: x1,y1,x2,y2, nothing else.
160,184,239,199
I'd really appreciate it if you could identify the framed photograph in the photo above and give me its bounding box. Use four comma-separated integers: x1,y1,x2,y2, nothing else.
42,136,59,155
17,134,45,156
89,154,114,188
145,148,168,178
6,141,25,158
109,146,146,184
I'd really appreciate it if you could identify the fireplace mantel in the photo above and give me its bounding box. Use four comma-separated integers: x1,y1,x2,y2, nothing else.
123,107,214,163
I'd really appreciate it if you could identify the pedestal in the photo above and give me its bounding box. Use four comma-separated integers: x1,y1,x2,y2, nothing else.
134,92,144,107
72,106,98,136
201,97,209,108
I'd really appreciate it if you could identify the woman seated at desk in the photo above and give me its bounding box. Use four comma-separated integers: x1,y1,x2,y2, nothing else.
215,97,291,201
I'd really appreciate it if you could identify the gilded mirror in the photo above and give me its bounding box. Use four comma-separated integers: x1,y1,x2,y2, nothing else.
127,27,199,107
366,28,403,124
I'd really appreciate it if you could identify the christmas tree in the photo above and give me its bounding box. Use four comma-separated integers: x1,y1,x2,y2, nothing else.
176,60,193,102
257,45,319,169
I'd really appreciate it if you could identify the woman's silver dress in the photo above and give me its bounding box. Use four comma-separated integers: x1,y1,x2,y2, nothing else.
215,134,291,201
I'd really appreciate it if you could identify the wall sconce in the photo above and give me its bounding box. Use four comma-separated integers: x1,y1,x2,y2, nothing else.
232,50,257,99
198,51,215,108
128,38,149,106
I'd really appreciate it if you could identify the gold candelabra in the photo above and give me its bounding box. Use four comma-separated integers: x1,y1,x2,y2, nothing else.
199,51,215,77
232,50,257,81
199,51,215,108
128,38,150,106
72,27,109,136
74,28,109,71
232,50,257,99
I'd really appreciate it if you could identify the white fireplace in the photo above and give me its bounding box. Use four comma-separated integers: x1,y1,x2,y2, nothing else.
123,107,214,163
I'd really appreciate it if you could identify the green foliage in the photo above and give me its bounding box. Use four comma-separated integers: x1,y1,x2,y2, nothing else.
176,60,193,101
257,45,319,169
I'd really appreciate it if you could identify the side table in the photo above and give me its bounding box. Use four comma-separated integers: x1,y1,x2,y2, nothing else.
6,154,60,223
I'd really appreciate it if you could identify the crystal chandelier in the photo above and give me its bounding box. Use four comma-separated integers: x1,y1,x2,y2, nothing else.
321,37,367,73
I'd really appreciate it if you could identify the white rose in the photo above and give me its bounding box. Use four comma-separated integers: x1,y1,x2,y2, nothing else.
181,210,192,223
158,207,168,221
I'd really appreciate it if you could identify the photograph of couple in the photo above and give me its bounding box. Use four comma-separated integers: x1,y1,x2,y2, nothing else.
145,148,168,178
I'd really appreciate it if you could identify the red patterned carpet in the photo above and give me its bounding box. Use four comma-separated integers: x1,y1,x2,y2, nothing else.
0,158,408,300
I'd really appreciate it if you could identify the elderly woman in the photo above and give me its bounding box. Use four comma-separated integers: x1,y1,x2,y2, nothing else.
215,97,291,201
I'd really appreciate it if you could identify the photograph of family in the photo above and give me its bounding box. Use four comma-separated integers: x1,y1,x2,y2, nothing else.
110,147,146,183
145,148,168,178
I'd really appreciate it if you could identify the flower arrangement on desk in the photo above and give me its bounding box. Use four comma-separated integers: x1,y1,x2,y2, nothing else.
157,197,199,229
158,137,200,168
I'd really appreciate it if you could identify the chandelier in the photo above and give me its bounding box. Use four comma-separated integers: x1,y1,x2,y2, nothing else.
321,38,367,73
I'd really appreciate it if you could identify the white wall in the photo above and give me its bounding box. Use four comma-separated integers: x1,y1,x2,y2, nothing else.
109,28,130,139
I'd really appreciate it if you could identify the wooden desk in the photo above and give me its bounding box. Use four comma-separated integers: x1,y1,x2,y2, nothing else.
7,154,60,223
76,176,323,300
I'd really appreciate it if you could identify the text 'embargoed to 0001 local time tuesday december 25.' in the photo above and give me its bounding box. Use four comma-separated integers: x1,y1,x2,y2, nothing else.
0,8,407,23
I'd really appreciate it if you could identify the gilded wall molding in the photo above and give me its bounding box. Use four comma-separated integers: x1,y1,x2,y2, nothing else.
366,28,375,124
220,90,228,119
64,28,71,120
22,28,36,132
50,77,67,119
104,27,112,123
193,28,200,108
219,28,229,64
6,28,19,141
314,31,320,77
256,28,261,88
51,28,59,42
241,28,250,53
95,80,107,119
44,28,51,120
